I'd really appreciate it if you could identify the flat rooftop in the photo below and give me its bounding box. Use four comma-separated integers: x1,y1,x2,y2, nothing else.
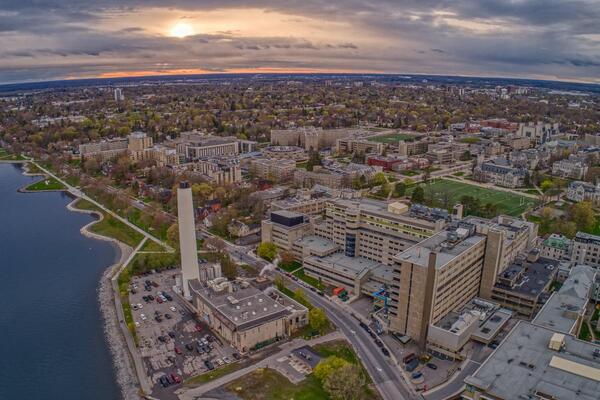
189,280,306,331
494,257,558,298
395,230,485,269
297,235,339,254
465,321,600,400
305,253,381,277
532,265,595,334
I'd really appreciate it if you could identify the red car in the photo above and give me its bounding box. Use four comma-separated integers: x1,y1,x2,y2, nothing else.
171,373,182,384
195,324,203,332
174,347,182,355
157,297,164,304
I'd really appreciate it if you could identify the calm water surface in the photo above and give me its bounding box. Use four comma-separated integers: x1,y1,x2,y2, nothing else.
0,164,121,400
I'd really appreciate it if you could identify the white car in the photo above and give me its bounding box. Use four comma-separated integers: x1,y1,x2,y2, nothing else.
215,358,224,366
222,356,231,364
140,313,147,321
137,303,143,309
169,306,177,312
135,321,140,327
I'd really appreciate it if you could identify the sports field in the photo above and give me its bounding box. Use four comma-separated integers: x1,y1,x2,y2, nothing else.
412,178,540,216
367,133,418,144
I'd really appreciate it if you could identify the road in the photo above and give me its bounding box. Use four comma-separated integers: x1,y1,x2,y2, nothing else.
201,227,418,400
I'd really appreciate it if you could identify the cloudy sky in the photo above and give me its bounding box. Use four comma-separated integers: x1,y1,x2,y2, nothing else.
0,1,599,84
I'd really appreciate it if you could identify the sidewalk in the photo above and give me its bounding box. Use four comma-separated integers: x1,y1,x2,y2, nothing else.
176,331,342,400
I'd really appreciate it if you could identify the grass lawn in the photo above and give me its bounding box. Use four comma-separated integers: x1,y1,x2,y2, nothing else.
140,239,168,252
367,133,416,144
24,177,65,191
279,260,302,273
74,199,144,247
117,266,138,344
226,368,329,400
293,269,325,290
0,148,26,160
186,362,245,386
408,178,540,216
579,321,593,342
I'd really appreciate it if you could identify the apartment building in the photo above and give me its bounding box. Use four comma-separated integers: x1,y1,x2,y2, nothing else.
190,158,242,185
250,158,296,182
425,142,469,164
261,210,312,254
127,131,153,152
175,133,239,160
398,140,429,156
335,138,383,155
79,138,128,161
572,231,600,269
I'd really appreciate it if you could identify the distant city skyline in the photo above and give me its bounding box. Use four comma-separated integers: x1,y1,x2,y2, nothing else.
0,1,599,84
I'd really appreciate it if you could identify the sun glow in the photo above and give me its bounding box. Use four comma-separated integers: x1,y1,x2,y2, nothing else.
169,22,193,38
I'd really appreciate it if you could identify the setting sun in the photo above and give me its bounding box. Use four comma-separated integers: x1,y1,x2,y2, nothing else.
169,22,193,38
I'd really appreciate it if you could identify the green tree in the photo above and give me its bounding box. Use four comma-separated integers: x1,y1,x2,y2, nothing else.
220,253,237,280
394,182,406,197
314,356,349,382
257,242,277,261
309,307,329,333
411,186,425,203
568,201,596,233
294,288,310,308
323,364,365,400
372,172,386,186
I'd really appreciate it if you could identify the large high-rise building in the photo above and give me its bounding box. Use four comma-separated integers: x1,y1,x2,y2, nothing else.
177,181,199,298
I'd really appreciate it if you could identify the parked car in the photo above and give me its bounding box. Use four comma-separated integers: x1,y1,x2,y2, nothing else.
411,371,423,379
168,331,176,338
381,347,390,357
223,356,231,364
174,347,182,355
169,306,177,312
185,343,194,351
171,373,181,384
426,363,438,370
204,360,214,370
403,353,416,364
165,313,172,320
405,359,419,372
140,314,147,321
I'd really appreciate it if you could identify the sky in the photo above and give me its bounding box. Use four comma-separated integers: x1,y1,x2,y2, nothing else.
0,1,599,84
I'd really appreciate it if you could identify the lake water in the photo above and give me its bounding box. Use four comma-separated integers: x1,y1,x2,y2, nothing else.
0,164,121,399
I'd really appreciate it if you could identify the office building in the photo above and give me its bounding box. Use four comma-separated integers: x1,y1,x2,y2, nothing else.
270,127,363,151
189,158,242,185
189,279,308,353
261,210,312,254
177,181,200,298
464,265,599,400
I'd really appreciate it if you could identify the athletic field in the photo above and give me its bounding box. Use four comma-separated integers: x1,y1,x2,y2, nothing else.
367,133,418,144
412,178,540,217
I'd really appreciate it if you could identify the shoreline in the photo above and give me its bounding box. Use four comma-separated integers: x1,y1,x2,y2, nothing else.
18,163,67,193
66,198,143,400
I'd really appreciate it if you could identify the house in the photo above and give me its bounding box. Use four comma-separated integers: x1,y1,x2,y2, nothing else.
227,219,260,237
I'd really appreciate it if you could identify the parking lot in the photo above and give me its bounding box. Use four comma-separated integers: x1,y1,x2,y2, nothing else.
128,270,239,398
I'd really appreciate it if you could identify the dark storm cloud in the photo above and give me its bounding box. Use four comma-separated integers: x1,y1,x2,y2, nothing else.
0,0,598,83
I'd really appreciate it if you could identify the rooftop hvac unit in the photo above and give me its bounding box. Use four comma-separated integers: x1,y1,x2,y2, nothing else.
548,333,565,351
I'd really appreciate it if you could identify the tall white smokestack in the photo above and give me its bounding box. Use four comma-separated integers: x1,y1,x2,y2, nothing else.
177,181,199,298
